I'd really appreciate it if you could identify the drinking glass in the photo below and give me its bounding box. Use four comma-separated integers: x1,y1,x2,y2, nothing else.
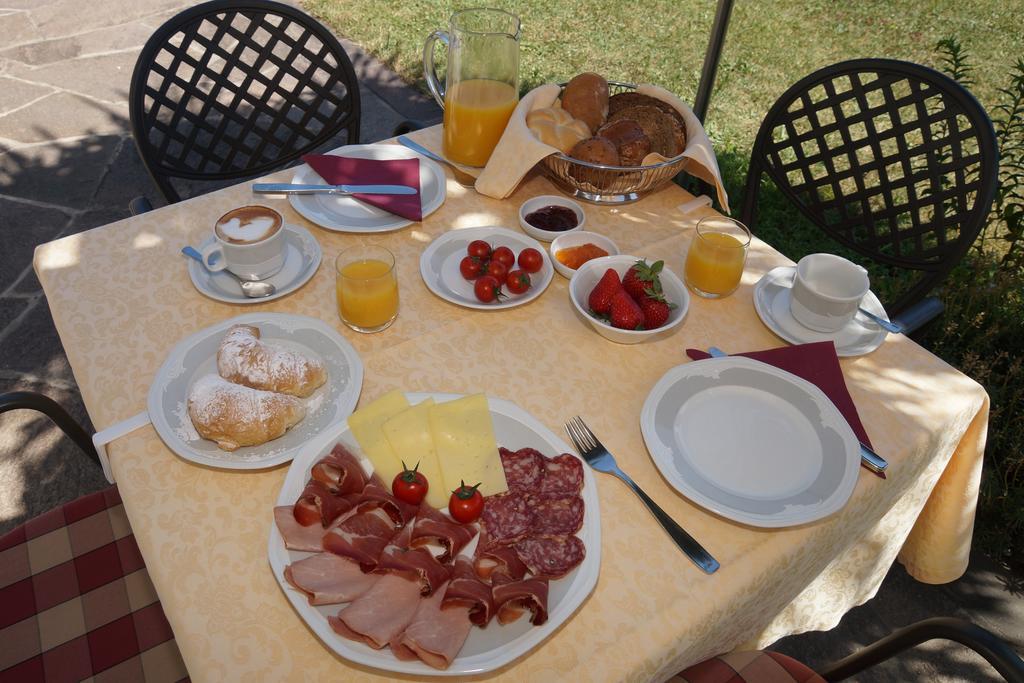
335,246,399,333
423,8,521,167
684,216,751,298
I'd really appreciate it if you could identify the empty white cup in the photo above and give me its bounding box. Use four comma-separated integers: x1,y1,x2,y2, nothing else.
789,253,869,332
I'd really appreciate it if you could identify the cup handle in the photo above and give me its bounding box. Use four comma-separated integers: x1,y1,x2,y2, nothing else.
199,243,227,272
422,29,449,109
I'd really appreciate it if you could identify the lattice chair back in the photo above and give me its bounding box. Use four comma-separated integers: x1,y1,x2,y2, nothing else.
129,0,360,203
739,59,998,314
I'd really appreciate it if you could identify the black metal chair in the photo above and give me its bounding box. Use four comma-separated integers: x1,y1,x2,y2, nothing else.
128,0,361,207
739,58,999,329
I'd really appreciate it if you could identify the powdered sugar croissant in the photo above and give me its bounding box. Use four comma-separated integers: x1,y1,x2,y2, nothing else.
188,374,305,451
217,324,327,398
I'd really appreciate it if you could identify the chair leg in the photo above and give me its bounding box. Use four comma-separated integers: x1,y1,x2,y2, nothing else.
0,391,100,467
817,617,1024,683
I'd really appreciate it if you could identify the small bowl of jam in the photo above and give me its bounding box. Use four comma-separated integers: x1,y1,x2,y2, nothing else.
550,231,620,279
519,195,585,242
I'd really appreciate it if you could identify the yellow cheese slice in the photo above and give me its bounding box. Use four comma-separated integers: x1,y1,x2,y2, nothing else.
382,399,448,509
428,394,508,497
346,389,410,484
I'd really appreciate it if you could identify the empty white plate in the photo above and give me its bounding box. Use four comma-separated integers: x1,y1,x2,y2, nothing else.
640,356,860,527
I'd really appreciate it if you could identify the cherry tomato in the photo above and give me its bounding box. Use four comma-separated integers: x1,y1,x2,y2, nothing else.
517,247,543,274
506,269,531,294
392,461,429,505
459,255,484,280
474,275,503,303
485,259,509,282
467,240,492,259
491,245,515,269
448,481,484,523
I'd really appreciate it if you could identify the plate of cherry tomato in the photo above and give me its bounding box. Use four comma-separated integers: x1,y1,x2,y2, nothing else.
419,226,554,310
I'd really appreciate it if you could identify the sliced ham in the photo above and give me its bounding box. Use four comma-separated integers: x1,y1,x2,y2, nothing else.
492,577,549,626
443,556,496,627
473,544,528,582
274,506,327,552
357,480,420,529
410,505,477,564
322,506,398,571
284,553,378,605
311,443,369,495
293,479,358,527
393,581,473,670
377,523,452,596
329,573,423,649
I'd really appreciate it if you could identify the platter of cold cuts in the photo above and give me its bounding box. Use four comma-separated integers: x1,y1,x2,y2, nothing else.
268,391,600,675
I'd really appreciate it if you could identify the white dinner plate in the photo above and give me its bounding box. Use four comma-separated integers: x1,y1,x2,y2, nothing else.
289,143,446,232
148,313,363,470
268,392,601,676
640,356,860,527
186,224,322,304
753,266,889,357
420,226,554,310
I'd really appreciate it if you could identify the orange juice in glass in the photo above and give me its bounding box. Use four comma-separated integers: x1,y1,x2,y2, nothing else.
336,246,398,333
424,8,520,167
684,217,752,298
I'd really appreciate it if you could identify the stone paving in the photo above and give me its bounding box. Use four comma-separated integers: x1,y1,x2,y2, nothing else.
0,1,1020,681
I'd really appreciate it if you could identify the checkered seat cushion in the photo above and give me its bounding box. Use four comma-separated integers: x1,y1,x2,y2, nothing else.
0,486,188,682
669,651,825,683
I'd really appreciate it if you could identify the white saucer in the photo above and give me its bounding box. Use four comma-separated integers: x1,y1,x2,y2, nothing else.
187,224,321,305
753,266,889,357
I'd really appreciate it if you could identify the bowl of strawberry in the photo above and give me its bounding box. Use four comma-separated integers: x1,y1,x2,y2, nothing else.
569,255,689,344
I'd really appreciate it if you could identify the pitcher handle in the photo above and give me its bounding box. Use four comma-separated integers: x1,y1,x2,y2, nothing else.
423,29,449,109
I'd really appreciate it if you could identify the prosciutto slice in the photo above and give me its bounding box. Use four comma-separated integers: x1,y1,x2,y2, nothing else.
393,581,473,670
474,543,528,582
377,524,452,596
357,480,420,529
492,577,549,626
410,505,477,564
284,553,378,605
322,506,398,571
443,556,496,627
293,480,358,527
329,573,423,649
274,506,327,552
311,444,369,495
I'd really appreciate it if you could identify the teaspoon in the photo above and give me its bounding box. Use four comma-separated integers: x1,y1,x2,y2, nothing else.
181,246,276,298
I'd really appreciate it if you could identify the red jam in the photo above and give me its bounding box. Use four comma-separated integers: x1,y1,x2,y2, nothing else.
524,205,579,232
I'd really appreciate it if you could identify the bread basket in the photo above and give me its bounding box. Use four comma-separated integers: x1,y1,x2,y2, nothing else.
540,81,689,205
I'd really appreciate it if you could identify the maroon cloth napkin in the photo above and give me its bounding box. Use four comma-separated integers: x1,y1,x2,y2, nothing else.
301,154,422,221
686,341,873,449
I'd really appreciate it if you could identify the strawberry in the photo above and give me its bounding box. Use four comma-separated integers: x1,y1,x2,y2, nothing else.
622,259,665,302
609,290,644,330
588,268,623,315
639,293,676,329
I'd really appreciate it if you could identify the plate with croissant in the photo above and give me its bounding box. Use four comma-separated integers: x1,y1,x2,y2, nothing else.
147,313,363,470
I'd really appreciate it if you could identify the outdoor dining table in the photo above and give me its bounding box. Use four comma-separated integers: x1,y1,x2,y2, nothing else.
33,124,988,682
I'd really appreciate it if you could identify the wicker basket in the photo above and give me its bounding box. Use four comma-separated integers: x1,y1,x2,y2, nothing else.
539,81,689,205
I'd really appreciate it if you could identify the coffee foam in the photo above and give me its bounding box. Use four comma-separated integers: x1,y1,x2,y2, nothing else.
216,207,281,244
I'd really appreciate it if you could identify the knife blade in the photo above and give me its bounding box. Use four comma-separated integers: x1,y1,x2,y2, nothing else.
252,183,417,196
706,346,888,477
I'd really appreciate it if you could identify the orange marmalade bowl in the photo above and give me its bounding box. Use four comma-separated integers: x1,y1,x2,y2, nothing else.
549,231,620,279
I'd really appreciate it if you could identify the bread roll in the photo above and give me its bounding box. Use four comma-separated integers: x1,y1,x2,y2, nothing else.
526,107,591,153
609,105,686,158
596,119,651,166
188,374,305,451
569,137,620,166
609,92,688,135
561,72,609,134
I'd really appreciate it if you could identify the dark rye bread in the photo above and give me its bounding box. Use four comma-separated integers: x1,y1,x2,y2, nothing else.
609,93,687,147
608,104,686,158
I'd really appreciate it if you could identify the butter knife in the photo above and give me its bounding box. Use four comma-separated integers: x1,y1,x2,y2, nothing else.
706,346,888,476
252,183,417,196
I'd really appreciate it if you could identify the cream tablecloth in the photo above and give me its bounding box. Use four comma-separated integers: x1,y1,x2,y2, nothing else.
33,126,988,682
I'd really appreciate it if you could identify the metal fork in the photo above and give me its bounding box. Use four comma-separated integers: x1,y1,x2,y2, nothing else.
565,416,720,574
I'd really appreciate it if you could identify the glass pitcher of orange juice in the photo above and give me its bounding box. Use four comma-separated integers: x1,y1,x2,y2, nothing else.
423,8,520,167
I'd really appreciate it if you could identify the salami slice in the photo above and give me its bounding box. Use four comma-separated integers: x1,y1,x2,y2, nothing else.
537,453,584,495
530,492,584,535
514,535,586,579
480,492,533,548
499,447,546,492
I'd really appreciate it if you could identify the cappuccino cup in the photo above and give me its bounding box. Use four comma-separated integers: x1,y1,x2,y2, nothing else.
789,253,869,332
201,205,286,280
